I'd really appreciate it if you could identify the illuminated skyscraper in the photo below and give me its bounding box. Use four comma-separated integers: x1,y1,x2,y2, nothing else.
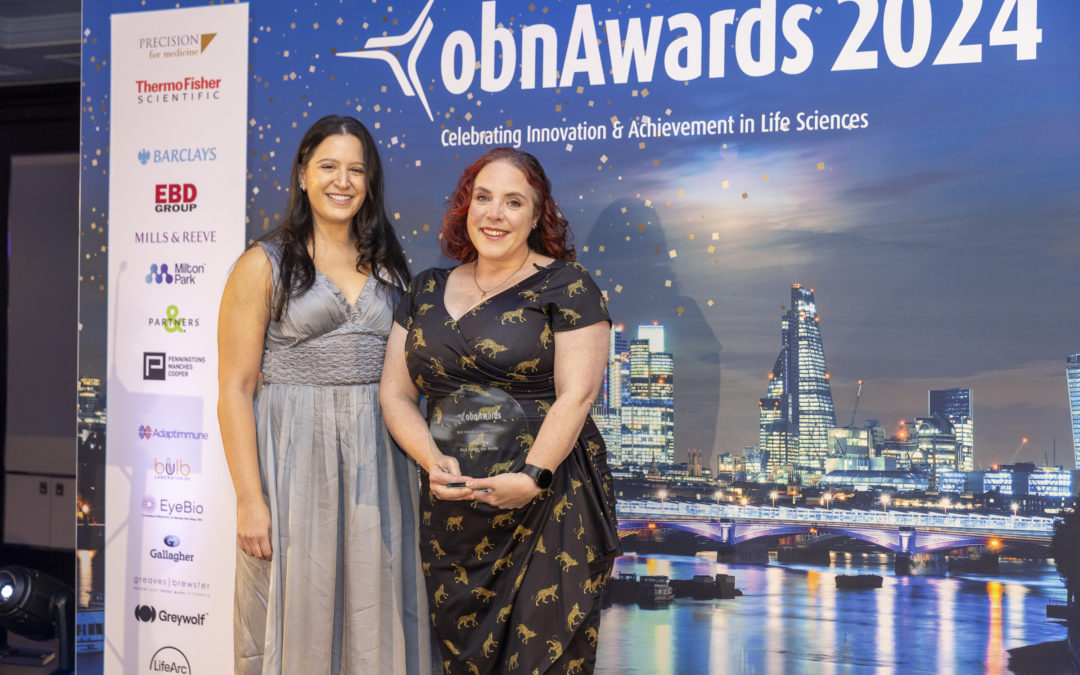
1068,354,1080,468
617,325,675,465
758,284,836,471
929,388,974,471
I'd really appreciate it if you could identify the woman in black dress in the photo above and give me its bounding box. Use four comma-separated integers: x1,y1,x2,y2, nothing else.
380,147,619,674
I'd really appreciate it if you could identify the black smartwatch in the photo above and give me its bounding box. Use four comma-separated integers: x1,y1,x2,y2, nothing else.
519,463,553,490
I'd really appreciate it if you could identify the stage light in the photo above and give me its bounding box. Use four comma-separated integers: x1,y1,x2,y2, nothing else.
0,565,74,675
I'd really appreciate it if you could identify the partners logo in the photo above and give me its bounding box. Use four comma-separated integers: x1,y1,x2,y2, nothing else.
142,494,206,522
149,534,195,564
138,147,217,166
135,605,207,628
146,262,206,286
143,351,208,381
139,31,217,59
136,424,209,441
134,230,217,246
153,458,192,481
136,75,222,105
150,305,200,333
154,184,197,213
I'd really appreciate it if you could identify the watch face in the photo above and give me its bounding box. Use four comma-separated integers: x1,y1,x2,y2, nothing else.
535,468,553,490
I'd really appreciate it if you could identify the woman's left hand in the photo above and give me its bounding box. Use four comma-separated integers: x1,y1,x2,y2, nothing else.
467,472,541,510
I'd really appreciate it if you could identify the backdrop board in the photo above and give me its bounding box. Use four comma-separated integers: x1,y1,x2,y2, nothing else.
78,0,1079,672
98,4,248,673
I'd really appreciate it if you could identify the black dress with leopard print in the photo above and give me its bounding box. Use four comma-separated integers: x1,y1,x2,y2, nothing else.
394,259,621,675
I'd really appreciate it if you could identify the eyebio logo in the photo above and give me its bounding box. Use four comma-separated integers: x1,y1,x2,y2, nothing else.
142,494,206,521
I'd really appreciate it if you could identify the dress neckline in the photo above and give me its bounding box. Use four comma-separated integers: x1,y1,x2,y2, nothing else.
441,261,555,322
316,267,372,308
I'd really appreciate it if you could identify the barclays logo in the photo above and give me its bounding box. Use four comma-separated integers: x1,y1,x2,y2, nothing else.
138,146,217,165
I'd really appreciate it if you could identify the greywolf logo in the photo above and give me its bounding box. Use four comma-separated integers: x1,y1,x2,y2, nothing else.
338,0,435,121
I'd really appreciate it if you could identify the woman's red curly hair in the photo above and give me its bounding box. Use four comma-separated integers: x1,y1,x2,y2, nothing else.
440,147,576,263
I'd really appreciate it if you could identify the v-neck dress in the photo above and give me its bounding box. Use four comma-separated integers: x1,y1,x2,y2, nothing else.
233,239,430,675
394,259,621,675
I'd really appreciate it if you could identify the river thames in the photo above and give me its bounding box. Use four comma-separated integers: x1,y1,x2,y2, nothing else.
595,553,1069,674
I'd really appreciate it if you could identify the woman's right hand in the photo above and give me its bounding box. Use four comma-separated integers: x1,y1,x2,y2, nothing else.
237,498,273,560
428,453,476,501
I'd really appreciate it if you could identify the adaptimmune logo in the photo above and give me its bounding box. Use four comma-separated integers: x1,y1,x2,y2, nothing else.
339,0,819,122
137,424,209,441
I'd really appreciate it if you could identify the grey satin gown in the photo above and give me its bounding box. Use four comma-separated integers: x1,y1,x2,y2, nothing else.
233,239,430,675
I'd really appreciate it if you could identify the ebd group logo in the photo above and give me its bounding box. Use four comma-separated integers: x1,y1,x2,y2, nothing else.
154,183,197,213
139,31,217,59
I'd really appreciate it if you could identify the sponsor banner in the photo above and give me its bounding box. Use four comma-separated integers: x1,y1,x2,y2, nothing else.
104,3,247,672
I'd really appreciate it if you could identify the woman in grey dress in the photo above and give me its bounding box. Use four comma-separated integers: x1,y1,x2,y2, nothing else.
218,115,429,674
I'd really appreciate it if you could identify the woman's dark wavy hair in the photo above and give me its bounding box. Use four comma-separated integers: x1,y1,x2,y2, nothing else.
262,115,410,320
440,147,575,263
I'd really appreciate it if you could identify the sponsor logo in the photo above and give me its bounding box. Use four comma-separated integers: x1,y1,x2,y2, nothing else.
136,75,222,104
142,494,206,522
139,31,217,59
154,184,197,213
144,352,166,380
150,305,200,333
146,262,207,285
164,535,181,548
138,147,217,165
153,458,192,481
341,0,818,121
137,424,209,441
149,546,195,564
132,574,212,599
134,605,206,627
134,230,218,245
142,352,209,381
148,645,193,673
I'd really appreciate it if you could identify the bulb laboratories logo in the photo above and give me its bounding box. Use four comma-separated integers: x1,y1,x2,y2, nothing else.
150,305,200,333
136,75,222,105
146,262,207,285
137,424,209,441
154,184,197,213
149,534,195,564
148,646,192,674
138,147,217,166
341,0,820,122
143,352,208,381
142,494,206,522
153,457,192,481
139,31,217,59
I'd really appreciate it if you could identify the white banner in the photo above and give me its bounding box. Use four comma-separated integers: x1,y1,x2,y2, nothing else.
105,4,247,672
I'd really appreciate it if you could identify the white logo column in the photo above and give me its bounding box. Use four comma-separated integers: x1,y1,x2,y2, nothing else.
106,4,247,672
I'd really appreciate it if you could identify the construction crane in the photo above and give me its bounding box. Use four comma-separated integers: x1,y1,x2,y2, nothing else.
847,380,863,428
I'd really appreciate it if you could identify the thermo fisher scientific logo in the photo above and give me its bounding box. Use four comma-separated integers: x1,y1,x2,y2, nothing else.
148,646,192,674
136,75,222,104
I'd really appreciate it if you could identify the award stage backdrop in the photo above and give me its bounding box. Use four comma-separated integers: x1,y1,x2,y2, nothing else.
77,1,1078,672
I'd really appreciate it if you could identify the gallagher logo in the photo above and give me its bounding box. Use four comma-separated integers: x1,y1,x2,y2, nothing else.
138,147,217,166
149,646,192,673
150,535,195,563
339,0,820,122
154,184,197,213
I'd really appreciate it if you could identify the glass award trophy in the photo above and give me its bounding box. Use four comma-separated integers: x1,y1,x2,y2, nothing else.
429,384,531,479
